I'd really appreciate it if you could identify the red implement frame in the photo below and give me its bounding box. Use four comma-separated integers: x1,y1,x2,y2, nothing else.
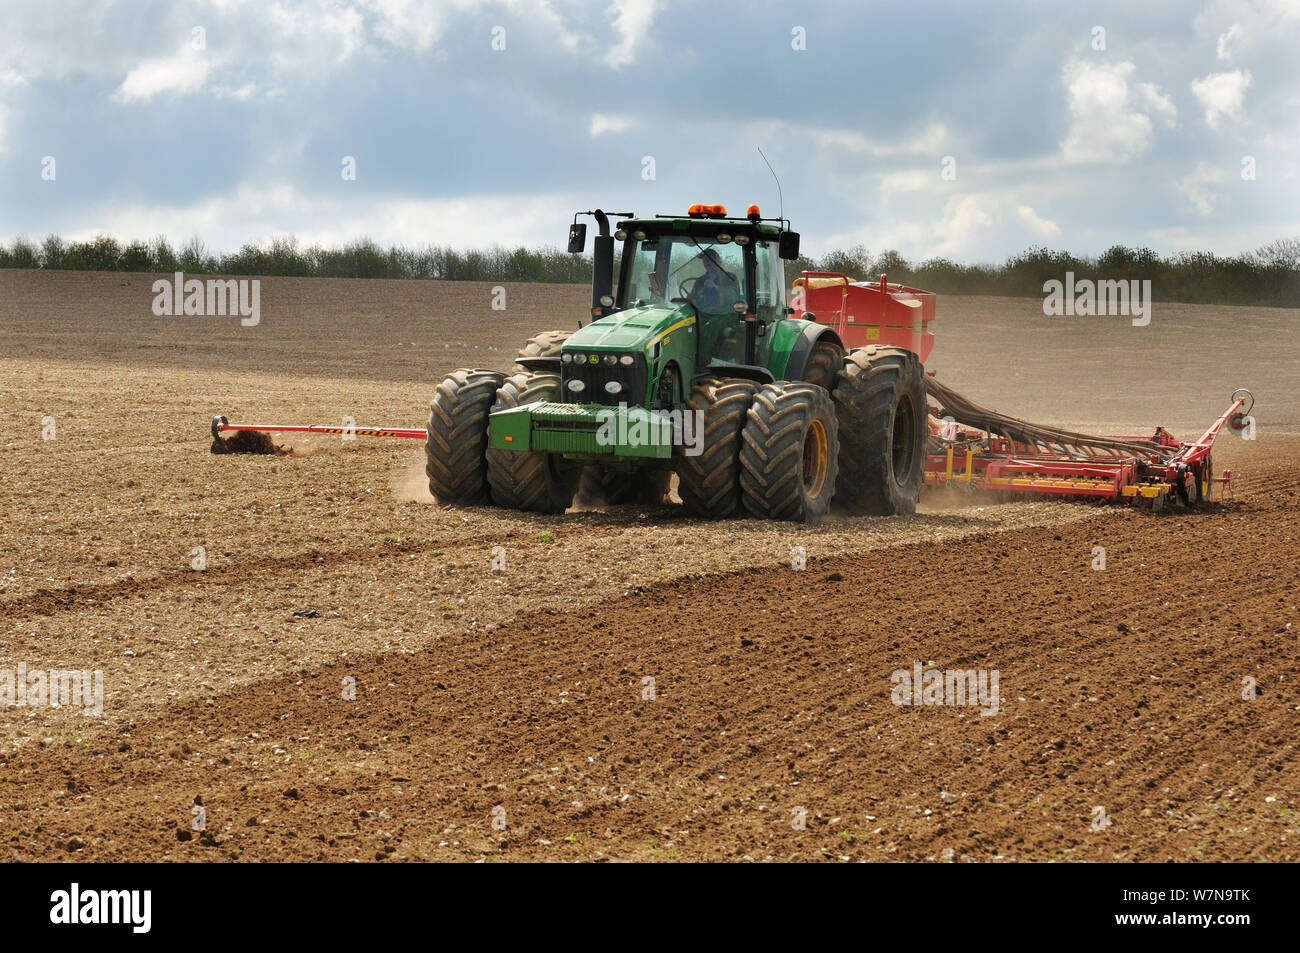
924,389,1254,510
212,415,427,441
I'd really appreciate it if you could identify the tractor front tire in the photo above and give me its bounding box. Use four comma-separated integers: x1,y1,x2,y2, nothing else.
425,368,506,505
832,345,927,515
516,330,571,367
676,378,758,518
485,372,579,513
739,381,840,522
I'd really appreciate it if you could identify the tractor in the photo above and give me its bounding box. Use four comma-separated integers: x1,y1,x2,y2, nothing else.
423,204,930,522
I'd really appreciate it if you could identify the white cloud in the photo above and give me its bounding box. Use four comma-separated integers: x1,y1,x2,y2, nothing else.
1017,205,1061,238
589,113,632,137
1150,219,1300,254
262,0,369,66
213,83,262,101
1060,59,1160,163
811,121,951,159
829,187,1070,260
1138,82,1177,128
1190,69,1252,129
520,0,584,54
0,66,21,156
363,0,448,53
878,169,933,197
75,182,579,251
1216,23,1242,59
1194,0,1300,64
605,0,657,69
1177,162,1226,215
113,48,213,103
932,195,995,255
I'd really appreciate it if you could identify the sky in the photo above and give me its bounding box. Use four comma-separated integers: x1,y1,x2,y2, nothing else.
0,0,1297,262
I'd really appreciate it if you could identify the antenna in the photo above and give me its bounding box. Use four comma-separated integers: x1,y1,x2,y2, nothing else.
757,147,783,223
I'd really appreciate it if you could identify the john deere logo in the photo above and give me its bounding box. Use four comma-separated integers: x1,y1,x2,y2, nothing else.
589,355,599,364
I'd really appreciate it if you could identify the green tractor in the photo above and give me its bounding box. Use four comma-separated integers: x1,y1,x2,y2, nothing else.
424,204,928,522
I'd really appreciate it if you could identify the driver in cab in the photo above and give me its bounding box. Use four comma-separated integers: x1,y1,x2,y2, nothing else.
687,248,740,314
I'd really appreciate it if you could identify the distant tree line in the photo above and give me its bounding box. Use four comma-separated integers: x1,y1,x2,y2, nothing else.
1,233,1296,307
0,234,593,284
789,239,1300,307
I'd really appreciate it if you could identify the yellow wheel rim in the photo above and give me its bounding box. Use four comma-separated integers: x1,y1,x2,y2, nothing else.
803,418,829,498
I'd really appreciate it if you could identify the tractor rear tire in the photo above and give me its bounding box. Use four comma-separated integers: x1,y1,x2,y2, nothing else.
739,381,840,522
801,339,845,391
486,372,579,513
676,378,758,518
578,466,672,507
425,368,506,505
516,330,571,368
833,345,927,516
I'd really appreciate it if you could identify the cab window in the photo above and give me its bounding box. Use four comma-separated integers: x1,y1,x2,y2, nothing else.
754,241,785,320
623,235,746,313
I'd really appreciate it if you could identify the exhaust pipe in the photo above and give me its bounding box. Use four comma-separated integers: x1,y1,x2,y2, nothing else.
590,209,614,320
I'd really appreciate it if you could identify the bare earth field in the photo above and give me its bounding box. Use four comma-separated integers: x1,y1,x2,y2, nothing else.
0,269,1297,862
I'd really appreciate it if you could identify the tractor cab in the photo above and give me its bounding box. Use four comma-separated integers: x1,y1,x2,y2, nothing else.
610,205,796,372
546,204,807,415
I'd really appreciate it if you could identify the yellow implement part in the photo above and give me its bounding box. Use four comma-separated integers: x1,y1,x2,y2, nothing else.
1121,484,1170,499
987,477,1116,489
934,446,978,485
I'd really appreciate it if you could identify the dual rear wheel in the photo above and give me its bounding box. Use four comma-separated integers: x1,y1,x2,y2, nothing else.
832,345,928,516
675,345,926,521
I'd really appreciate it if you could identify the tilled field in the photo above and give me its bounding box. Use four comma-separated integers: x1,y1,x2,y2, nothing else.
0,270,1296,861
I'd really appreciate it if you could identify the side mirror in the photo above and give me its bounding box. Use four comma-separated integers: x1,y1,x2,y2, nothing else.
567,223,587,254
778,231,800,260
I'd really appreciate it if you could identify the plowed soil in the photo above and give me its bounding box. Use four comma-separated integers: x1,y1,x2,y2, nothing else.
0,270,1296,862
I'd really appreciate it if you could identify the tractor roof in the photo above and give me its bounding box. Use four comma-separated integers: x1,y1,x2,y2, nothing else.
618,215,784,238
618,202,787,237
